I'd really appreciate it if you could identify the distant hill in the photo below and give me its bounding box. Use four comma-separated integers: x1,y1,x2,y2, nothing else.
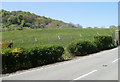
0,10,78,30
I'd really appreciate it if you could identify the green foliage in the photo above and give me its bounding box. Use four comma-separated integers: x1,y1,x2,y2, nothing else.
1,9,73,30
25,23,31,27
1,28,116,73
67,34,116,56
8,16,18,24
15,27,23,30
2,45,64,73
94,34,114,50
6,27,15,31
17,14,23,21
67,40,97,56
2,48,25,73
2,48,15,73
20,20,25,27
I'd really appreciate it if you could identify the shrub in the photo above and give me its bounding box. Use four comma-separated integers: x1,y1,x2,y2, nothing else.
6,27,15,31
1,42,13,48
94,34,114,50
2,48,18,73
2,45,64,73
2,48,27,73
67,40,97,56
26,45,64,67
15,27,23,30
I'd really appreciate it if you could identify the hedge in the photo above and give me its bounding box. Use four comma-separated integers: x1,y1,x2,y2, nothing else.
2,34,115,73
67,34,115,56
94,34,115,50
2,45,64,73
67,40,98,56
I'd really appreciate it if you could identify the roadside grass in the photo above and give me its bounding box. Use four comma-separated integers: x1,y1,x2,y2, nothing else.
2,28,116,60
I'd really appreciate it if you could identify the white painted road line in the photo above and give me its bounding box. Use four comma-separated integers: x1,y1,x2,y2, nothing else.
0,78,2,82
73,70,98,80
112,59,119,63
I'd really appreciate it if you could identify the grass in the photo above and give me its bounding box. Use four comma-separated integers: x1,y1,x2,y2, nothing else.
1,28,117,74
2,28,116,48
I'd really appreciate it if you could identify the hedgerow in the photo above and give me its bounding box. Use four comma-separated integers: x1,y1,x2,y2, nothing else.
67,40,98,56
2,34,116,73
67,34,115,56
94,34,115,50
2,45,64,73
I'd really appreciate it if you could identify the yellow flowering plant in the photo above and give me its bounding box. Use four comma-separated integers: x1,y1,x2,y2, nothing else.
11,48,23,53
1,52,5,55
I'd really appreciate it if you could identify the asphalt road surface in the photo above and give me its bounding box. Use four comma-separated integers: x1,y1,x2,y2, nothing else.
2,47,119,80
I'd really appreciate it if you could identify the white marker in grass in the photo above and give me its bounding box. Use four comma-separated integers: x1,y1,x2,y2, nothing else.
58,35,61,40
35,38,37,42
80,34,82,37
10,40,12,42
21,40,24,43
97,32,99,34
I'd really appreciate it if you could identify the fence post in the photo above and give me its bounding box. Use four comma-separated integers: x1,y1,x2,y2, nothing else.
115,30,120,45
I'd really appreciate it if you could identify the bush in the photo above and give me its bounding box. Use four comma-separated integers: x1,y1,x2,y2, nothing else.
15,27,23,30
94,34,114,50
2,48,27,73
67,40,97,56
1,42,13,48
26,45,64,67
2,48,17,73
2,45,64,73
6,27,15,31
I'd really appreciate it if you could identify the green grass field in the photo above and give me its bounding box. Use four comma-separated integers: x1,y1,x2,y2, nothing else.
2,28,116,48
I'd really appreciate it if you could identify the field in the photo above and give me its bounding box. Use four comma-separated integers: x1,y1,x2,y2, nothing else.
2,28,117,73
2,28,116,48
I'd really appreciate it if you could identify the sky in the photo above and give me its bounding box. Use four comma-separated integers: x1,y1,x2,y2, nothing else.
2,2,118,28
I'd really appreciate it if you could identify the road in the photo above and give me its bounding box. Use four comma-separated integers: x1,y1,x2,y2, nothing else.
2,47,119,80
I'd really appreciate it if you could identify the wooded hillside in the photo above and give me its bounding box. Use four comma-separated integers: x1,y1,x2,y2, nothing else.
0,10,77,30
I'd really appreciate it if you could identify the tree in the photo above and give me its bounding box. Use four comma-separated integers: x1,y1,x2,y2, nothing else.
109,25,117,28
17,14,23,20
76,24,83,28
8,16,18,24
94,26,98,28
68,22,76,28
17,14,23,24
25,23,31,27
87,27,92,28
20,20,25,27
1,10,10,17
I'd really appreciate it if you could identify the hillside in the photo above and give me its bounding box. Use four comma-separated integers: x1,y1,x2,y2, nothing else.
0,10,77,30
